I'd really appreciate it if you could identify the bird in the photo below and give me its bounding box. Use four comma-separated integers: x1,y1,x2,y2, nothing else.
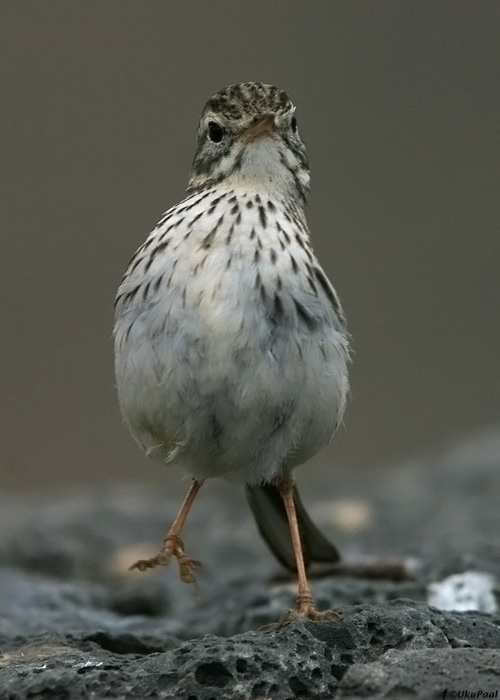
113,82,350,620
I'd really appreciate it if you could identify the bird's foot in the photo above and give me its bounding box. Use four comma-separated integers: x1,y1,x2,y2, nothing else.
129,534,202,583
279,598,340,624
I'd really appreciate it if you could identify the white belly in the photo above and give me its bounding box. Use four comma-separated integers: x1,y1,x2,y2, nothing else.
113,190,349,484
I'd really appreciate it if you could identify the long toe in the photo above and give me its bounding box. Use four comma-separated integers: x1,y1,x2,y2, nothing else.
177,554,202,584
129,553,170,571
279,606,341,624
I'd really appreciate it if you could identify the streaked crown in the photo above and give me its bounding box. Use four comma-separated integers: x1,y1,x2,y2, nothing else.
203,82,292,122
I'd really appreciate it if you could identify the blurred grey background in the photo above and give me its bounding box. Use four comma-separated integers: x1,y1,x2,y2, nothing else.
1,1,499,491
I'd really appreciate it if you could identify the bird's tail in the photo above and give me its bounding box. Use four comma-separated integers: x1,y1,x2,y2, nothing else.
245,482,341,571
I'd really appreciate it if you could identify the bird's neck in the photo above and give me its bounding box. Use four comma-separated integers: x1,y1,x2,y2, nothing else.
188,139,310,205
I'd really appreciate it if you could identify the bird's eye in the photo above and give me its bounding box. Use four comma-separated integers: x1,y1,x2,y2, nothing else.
207,121,224,143
290,116,298,133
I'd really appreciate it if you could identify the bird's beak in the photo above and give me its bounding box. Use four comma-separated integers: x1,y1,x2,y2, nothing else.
243,113,277,140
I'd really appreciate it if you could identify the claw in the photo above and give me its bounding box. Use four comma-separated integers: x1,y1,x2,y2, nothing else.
177,553,202,584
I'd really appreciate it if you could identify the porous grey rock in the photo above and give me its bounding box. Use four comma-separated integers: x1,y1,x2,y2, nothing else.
1,606,500,699
0,427,499,698
337,648,500,699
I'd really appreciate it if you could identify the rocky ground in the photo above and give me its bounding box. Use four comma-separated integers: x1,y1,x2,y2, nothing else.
1,427,500,699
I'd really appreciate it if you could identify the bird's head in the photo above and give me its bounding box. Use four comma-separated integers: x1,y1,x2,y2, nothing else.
188,82,310,204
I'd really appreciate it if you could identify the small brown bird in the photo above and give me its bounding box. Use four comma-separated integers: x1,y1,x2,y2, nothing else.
113,83,349,620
